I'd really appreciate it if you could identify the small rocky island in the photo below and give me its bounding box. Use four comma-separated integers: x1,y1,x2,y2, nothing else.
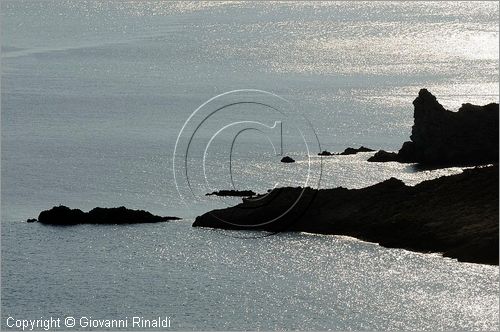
280,156,295,163
319,146,374,156
206,190,256,197
369,89,499,165
28,206,180,225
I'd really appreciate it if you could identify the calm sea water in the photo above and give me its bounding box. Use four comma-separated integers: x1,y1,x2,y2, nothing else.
1,1,499,330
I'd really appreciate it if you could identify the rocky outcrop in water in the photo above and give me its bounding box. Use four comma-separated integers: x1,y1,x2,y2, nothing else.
194,166,499,265
30,206,180,225
368,89,499,165
281,156,295,163
368,150,400,162
206,190,256,197
318,150,334,156
339,146,374,155
319,146,374,156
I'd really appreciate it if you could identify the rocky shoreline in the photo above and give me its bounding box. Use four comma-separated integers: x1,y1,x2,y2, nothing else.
194,165,499,265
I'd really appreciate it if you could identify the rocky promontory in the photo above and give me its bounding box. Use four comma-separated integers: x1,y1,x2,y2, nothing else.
194,166,499,265
368,89,499,165
30,206,180,225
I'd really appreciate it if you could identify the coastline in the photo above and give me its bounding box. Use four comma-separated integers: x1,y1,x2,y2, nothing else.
194,165,499,265
3,2,499,329
193,90,499,265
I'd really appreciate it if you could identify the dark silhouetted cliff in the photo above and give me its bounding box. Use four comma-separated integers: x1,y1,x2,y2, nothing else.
369,89,498,165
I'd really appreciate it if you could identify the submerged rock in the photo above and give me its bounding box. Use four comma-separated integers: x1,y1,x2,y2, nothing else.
31,206,180,225
281,156,295,163
194,166,499,265
206,190,256,197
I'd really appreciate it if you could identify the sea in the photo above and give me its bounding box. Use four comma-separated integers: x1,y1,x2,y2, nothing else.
1,1,499,330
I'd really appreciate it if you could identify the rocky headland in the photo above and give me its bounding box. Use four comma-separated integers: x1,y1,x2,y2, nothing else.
368,89,499,165
194,165,498,265
29,205,180,225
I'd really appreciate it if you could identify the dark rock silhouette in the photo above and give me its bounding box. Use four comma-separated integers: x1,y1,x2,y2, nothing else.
340,146,375,155
31,206,180,225
368,150,400,162
206,190,256,197
369,89,499,165
194,166,499,265
281,156,295,163
319,146,374,156
26,218,37,223
318,150,334,156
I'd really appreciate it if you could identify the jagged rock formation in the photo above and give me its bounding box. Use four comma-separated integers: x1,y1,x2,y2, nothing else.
318,150,334,156
368,89,499,165
30,206,180,225
194,166,499,265
340,146,375,155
